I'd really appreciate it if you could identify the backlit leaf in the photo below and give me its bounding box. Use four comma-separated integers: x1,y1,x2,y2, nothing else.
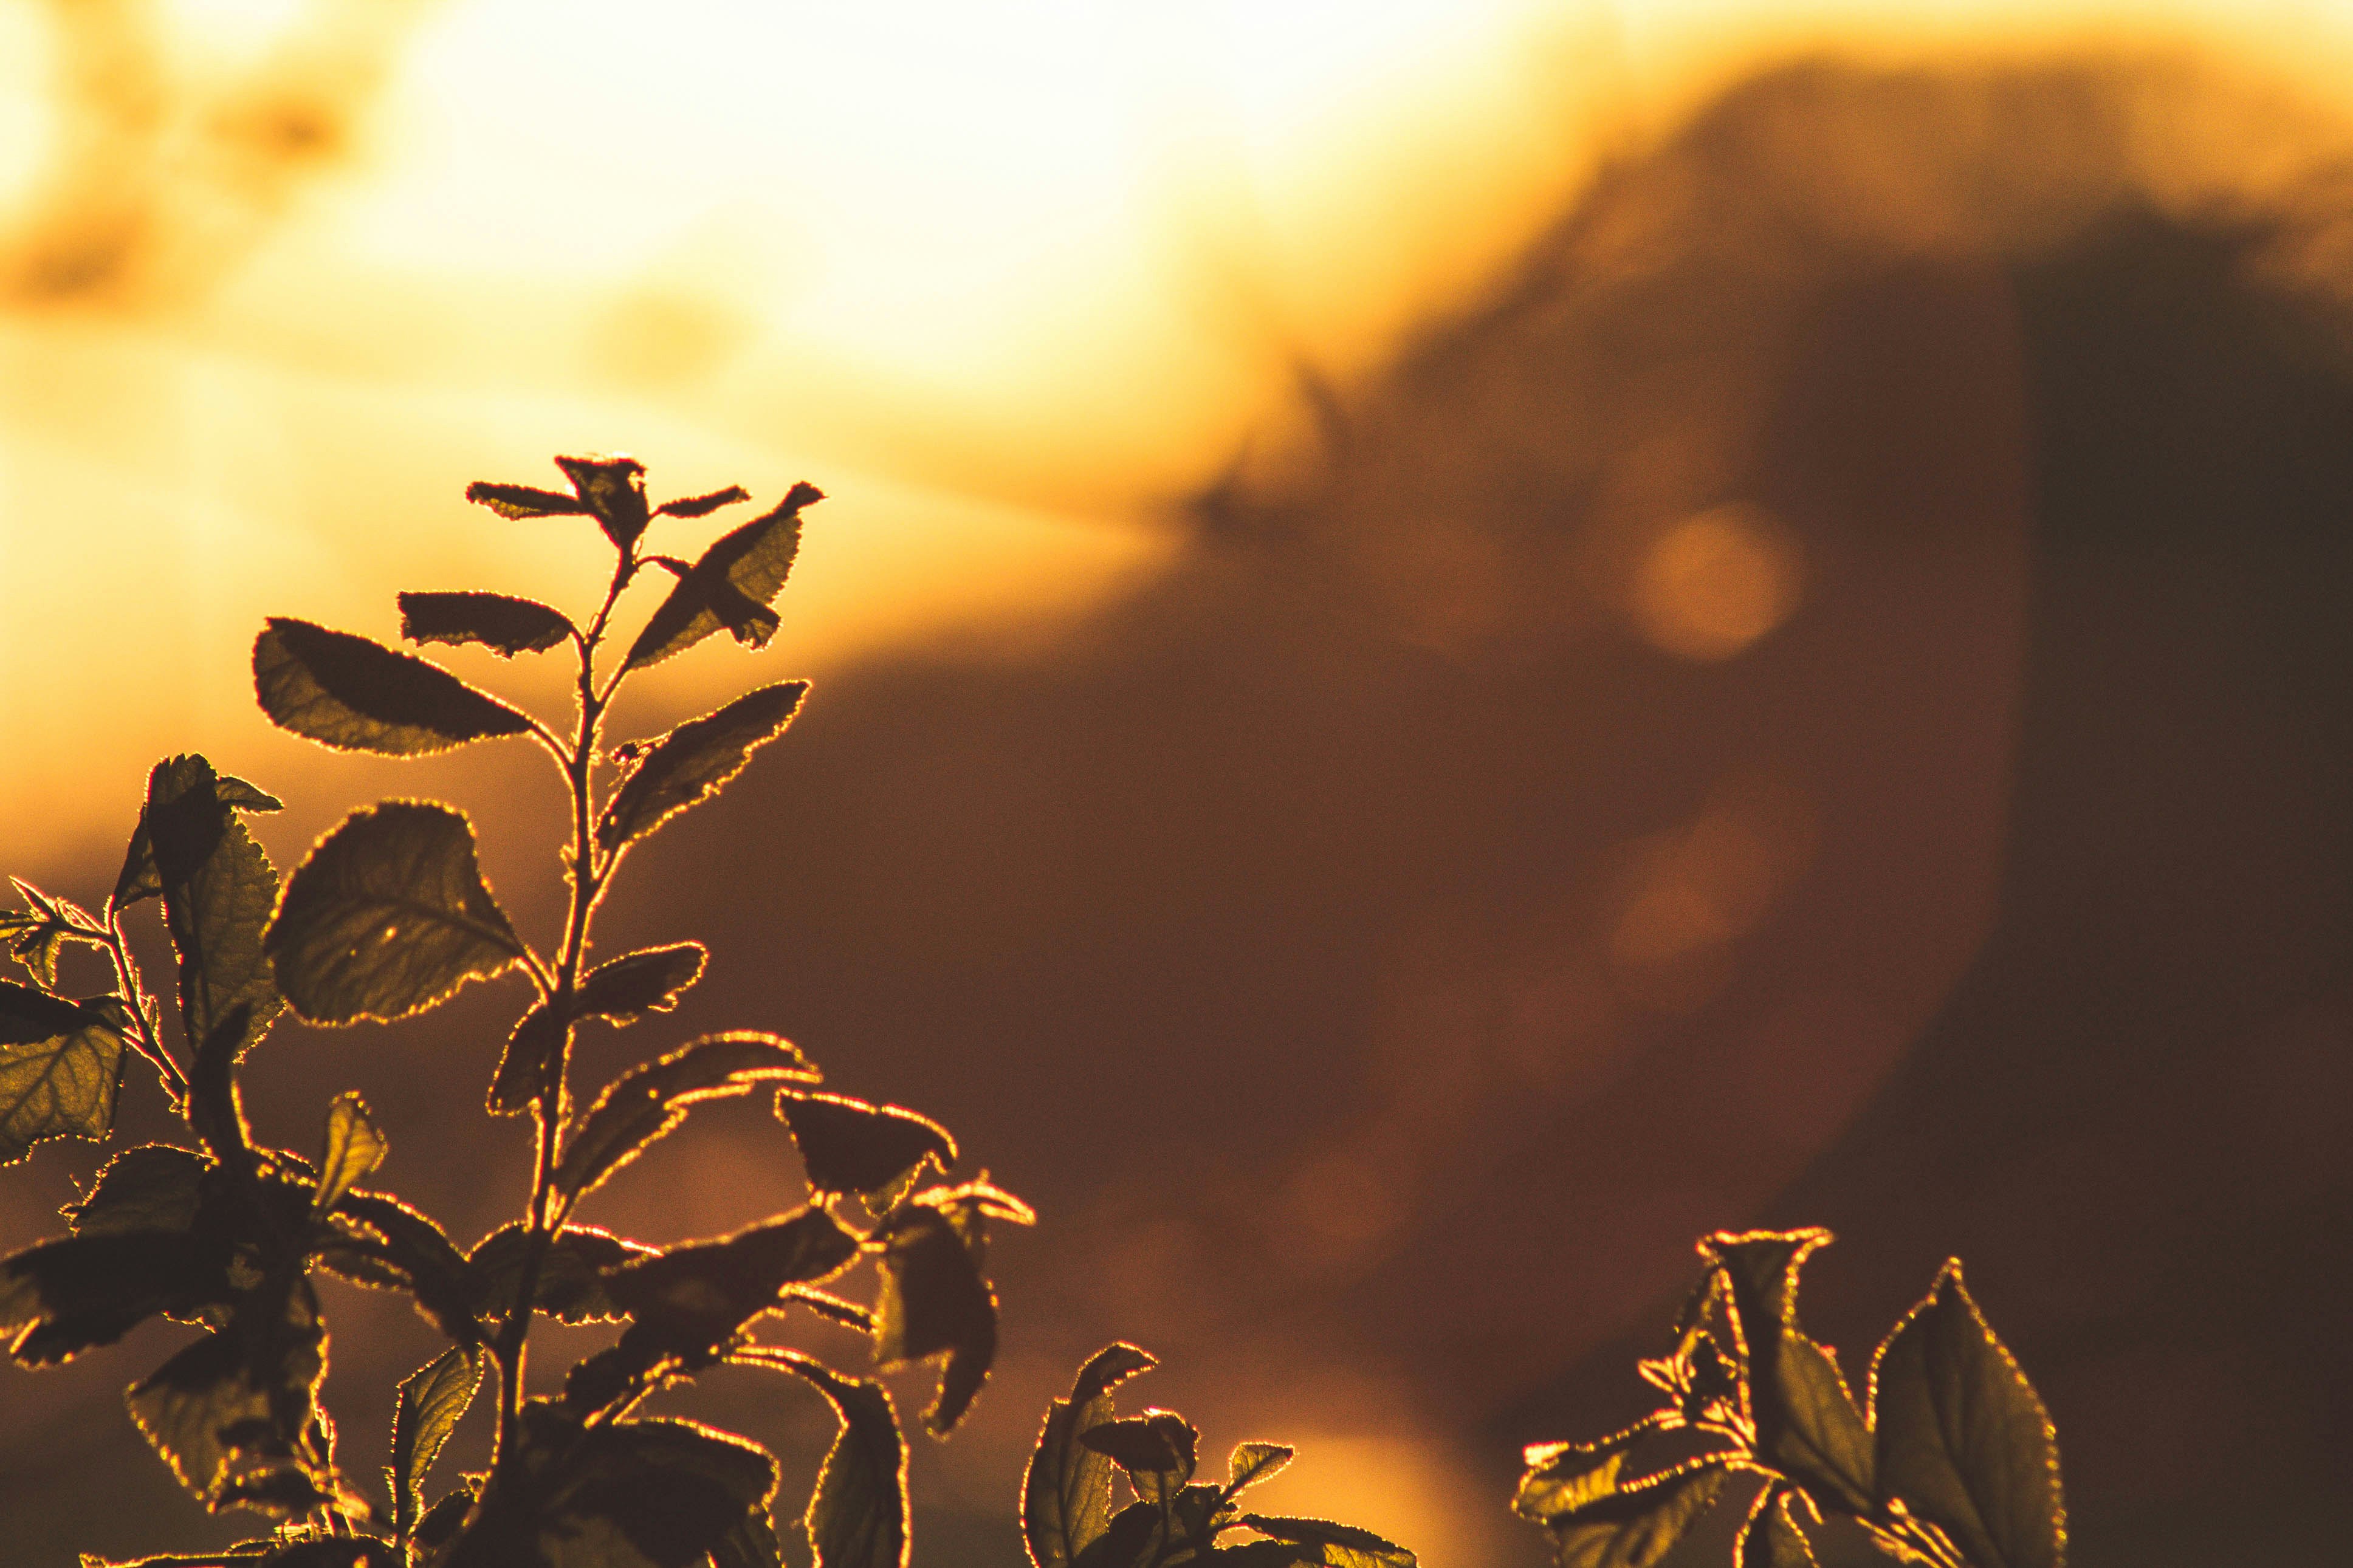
254,619,534,756
1528,1467,1725,1568
1516,1416,1743,1527
314,1093,386,1214
1022,1343,1158,1568
1,1228,218,1366
126,1278,331,1516
465,481,590,519
330,1190,480,1343
748,1349,909,1568
391,1346,483,1539
399,592,575,658
266,802,525,1026
555,454,651,550
519,1416,779,1568
656,485,751,519
1238,1517,1416,1568
556,1033,819,1202
112,775,280,914
622,484,821,671
65,1145,208,1236
146,756,283,1066
777,1091,957,1197
1870,1262,2064,1568
1080,1412,1197,1481
575,942,707,1024
0,983,125,1166
470,1223,656,1325
489,1006,568,1117
596,683,808,854
603,1208,857,1360
1228,1443,1295,1495
871,1200,998,1436
711,1510,789,1568
1762,1332,1874,1513
1735,1490,1812,1568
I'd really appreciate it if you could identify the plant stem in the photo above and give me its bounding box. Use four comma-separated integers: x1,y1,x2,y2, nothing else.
95,911,187,1107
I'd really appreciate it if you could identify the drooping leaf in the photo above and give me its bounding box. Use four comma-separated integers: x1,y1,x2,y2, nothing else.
575,942,707,1024
1516,1416,1744,1529
254,620,535,756
66,1145,209,1235
391,1346,484,1539
329,1190,481,1343
470,1222,657,1325
555,1033,818,1202
656,485,751,519
465,480,591,519
1869,1262,2065,1568
266,801,526,1026
1079,1412,1198,1482
0,982,126,1166
622,484,821,671
111,775,280,916
870,1200,1000,1436
1523,1466,1726,1568
126,1277,332,1516
1238,1518,1417,1568
745,1349,909,1568
146,756,283,1067
555,454,652,550
1227,1443,1295,1495
1,1228,219,1365
399,591,576,658
489,1006,569,1117
314,1093,386,1213
596,683,808,854
602,1208,857,1361
711,1510,789,1568
777,1091,957,1197
1022,1343,1158,1568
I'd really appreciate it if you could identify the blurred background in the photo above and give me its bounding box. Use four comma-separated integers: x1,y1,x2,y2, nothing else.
2,1,2349,1564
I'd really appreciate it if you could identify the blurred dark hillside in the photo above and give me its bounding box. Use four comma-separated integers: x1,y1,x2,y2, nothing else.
5,53,2350,1568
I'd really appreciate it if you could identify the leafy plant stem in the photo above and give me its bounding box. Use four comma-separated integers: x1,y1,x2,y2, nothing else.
95,907,187,1107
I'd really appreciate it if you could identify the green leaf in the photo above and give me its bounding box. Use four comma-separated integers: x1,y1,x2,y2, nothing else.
1516,1417,1743,1526
755,1351,909,1568
111,775,280,916
777,1091,956,1198
1697,1229,1835,1358
489,1005,569,1117
3,882,85,989
1080,1412,1198,1482
576,942,707,1024
415,1481,478,1550
871,1199,1001,1436
0,982,125,1166
555,1033,819,1202
266,801,526,1025
1735,1490,1812,1568
146,756,283,1067
66,1145,209,1235
253,618,535,756
1228,1443,1294,1495
465,480,591,519
1022,1343,1158,1568
603,1208,857,1360
314,1092,386,1214
622,484,822,671
1763,1332,1874,1513
126,1277,332,1516
1869,1262,2065,1568
391,1346,483,1539
655,484,751,520
329,1190,481,1343
1238,1518,1416,1568
596,682,808,854
2,1228,218,1365
399,591,577,657
470,1222,656,1325
1525,1467,1725,1568
555,454,652,550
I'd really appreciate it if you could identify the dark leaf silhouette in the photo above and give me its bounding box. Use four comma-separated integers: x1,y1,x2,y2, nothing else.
2,882,82,989
254,619,534,756
266,801,525,1025
871,1200,1001,1436
313,1092,386,1214
1520,1466,1726,1568
555,454,653,549
596,683,808,854
556,1033,819,1202
1079,1412,1197,1481
656,485,751,519
603,1208,857,1359
465,481,590,519
1516,1417,1743,1527
777,1091,956,1197
1,1228,217,1365
330,1190,479,1343
1023,1344,1158,1568
0,982,125,1166
743,1349,909,1568
489,1005,568,1117
391,1346,483,1539
65,1144,209,1236
399,591,576,657
113,775,281,915
148,756,283,1066
1870,1264,2065,1568
622,484,822,670
711,1510,789,1568
470,1222,656,1324
1070,1500,1164,1568
576,942,707,1024
126,1278,331,1516
1239,1518,1417,1568
415,1483,479,1550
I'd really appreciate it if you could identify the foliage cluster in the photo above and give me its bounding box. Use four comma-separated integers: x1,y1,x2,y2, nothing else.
0,454,2063,1568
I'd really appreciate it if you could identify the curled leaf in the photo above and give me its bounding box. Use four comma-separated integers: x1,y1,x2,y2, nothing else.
597,683,808,854
465,481,589,519
576,942,708,1023
555,454,651,549
777,1091,957,1198
557,1033,819,1202
623,484,822,671
398,591,575,657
